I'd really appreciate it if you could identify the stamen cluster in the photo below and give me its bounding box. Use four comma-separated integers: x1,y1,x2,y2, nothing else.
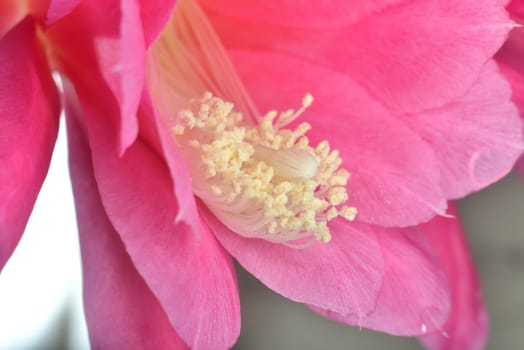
172,93,356,247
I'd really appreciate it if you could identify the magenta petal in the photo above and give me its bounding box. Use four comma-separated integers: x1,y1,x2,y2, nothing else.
403,62,524,198
205,207,385,318
66,106,187,350
45,0,79,25
0,19,59,270
137,91,200,232
312,224,450,336
139,0,177,46
201,0,403,28
498,60,524,120
516,156,524,177
229,50,447,226
419,205,488,350
496,15,524,178
208,0,511,114
65,87,240,350
497,18,524,81
47,0,144,154
508,0,524,19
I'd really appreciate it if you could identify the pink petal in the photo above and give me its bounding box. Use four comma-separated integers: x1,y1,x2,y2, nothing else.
117,0,145,154
47,0,145,154
204,206,385,319
207,0,512,114
64,85,240,350
312,223,451,336
0,1,27,37
0,19,59,270
419,205,488,350
229,50,447,226
200,0,404,28
402,62,524,198
139,0,177,46
45,0,79,26
66,105,188,350
137,91,201,234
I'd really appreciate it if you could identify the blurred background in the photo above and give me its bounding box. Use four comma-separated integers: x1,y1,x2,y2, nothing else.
0,122,523,349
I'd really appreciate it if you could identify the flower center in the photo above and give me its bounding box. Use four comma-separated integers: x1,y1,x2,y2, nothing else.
146,0,356,247
171,92,356,247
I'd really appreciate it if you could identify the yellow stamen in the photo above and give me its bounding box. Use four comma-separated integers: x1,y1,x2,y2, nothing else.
172,92,357,247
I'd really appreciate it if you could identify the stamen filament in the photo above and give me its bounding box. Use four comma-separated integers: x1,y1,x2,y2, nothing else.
171,93,357,246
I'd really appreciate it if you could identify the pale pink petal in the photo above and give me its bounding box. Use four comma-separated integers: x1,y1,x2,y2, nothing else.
229,50,447,226
312,223,450,336
47,0,144,154
45,0,79,25
207,0,512,114
137,91,201,233
402,62,524,198
66,107,188,350
419,205,488,350
64,85,240,350
0,1,28,37
139,0,177,45
204,206,385,319
0,19,59,270
200,0,404,28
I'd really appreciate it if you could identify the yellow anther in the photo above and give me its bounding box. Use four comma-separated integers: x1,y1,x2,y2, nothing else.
211,185,223,196
318,232,331,243
275,181,293,194
328,187,348,206
326,207,338,221
274,194,288,206
295,137,309,149
171,93,356,247
188,139,201,148
172,125,185,135
302,93,314,107
316,141,330,158
329,169,350,186
340,206,358,221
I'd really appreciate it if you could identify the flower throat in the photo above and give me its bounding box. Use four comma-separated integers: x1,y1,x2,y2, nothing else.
147,0,356,247
172,93,356,247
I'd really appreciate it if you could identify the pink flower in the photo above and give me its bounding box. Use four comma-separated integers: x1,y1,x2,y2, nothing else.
496,0,524,176
1,1,522,349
